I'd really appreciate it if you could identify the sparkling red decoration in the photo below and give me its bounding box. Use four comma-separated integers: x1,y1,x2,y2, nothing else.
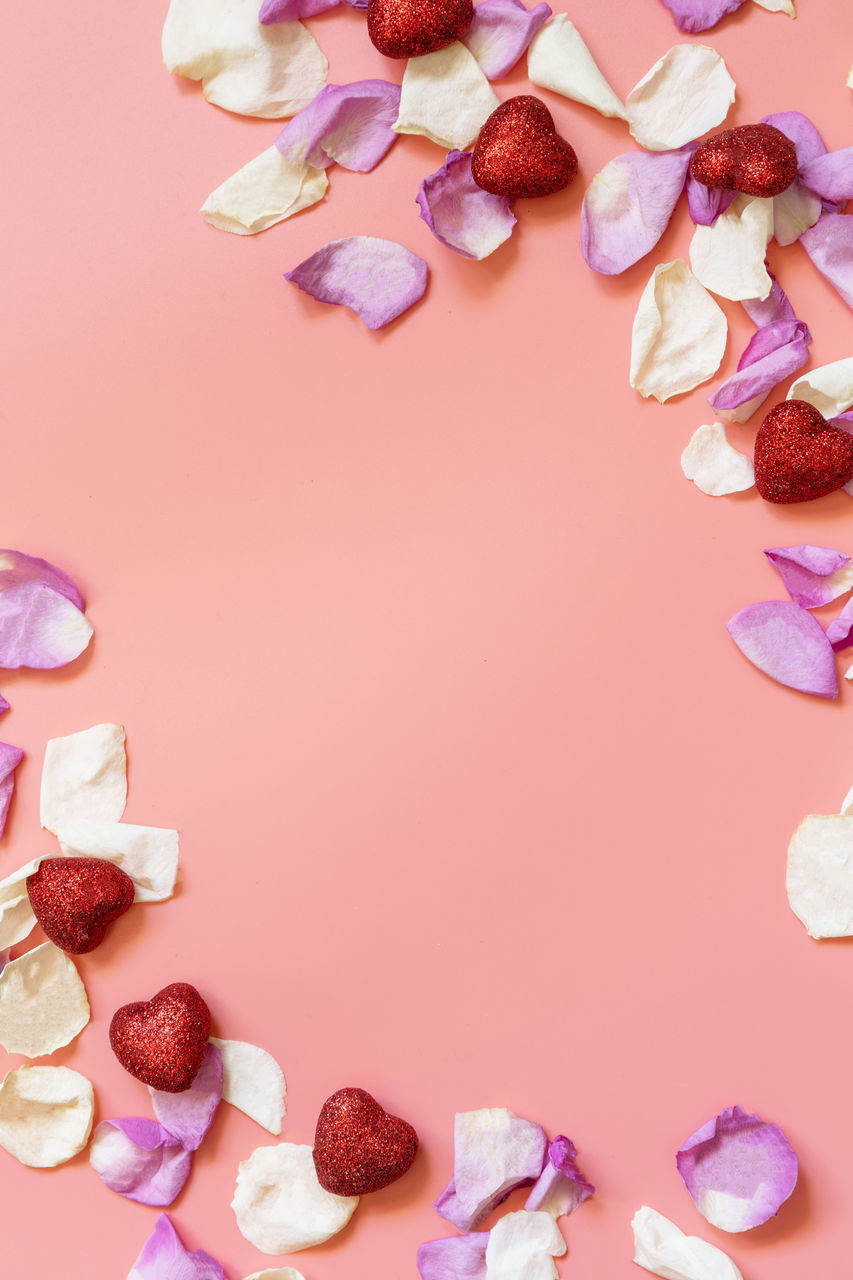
753,400,853,504
367,0,473,58
313,1086,419,1195
109,982,211,1093
26,857,134,954
689,123,798,198
471,96,578,199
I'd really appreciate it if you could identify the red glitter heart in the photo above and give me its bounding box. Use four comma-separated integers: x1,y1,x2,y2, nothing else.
26,857,134,954
313,1087,418,1195
471,96,578,199
754,400,853,504
689,123,798,198
367,0,473,58
109,983,211,1093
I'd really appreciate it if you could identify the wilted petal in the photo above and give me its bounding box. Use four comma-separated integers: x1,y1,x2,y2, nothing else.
128,1214,227,1280
89,1118,192,1206
677,1106,797,1232
0,582,92,670
632,1206,744,1280
436,1108,547,1232
690,194,773,301
464,0,550,81
659,0,746,34
788,813,853,936
625,46,735,151
726,600,837,698
524,1135,595,1217
787,356,853,418
771,179,821,245
630,259,727,403
681,424,754,495
417,1234,489,1280
685,177,737,226
801,213,853,307
210,1037,287,1134
0,941,89,1056
0,1065,94,1168
582,150,691,275
799,148,853,204
55,819,179,903
0,550,84,609
484,1211,566,1280
0,742,23,839
232,1143,358,1252
417,151,515,259
40,722,127,833
527,16,626,119
764,545,853,609
260,0,339,20
708,319,811,420
286,237,428,329
201,147,327,235
276,81,402,171
394,43,500,149
150,1043,222,1151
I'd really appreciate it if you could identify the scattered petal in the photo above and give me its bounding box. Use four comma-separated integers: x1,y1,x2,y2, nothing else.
90,1118,192,1206
801,213,853,308
436,1108,547,1232
771,179,821,245
40,722,127,834
464,0,551,81
708,318,811,421
764,545,853,608
826,596,853,650
751,0,794,12
0,582,92,670
685,177,737,227
245,1272,307,1280
394,43,500,149
0,865,37,950
127,1213,226,1280
625,46,735,152
677,1106,797,1232
799,148,853,204
0,941,89,1057
741,268,796,326
582,150,692,275
286,236,428,329
484,1210,566,1280
0,741,23,839
726,600,838,697
54,819,179,903
0,694,8,716
681,424,754,495
261,0,339,19
210,1037,286,1134
417,1235,489,1279
276,80,402,171
0,1064,94,1167
762,110,827,168
659,0,746,34
0,550,84,609
690,195,774,301
150,1043,223,1151
417,150,516,259
232,1143,359,1253
788,813,853,936
524,1135,595,1217
787,356,853,418
630,259,728,403
202,147,327,235
632,1205,744,1280
527,16,626,119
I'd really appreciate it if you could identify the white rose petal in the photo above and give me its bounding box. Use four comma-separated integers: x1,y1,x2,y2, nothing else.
626,46,735,151
394,43,500,150
689,195,774,302
632,1206,744,1280
0,942,90,1057
787,357,853,418
630,260,727,403
202,147,328,235
484,1210,567,1280
40,723,127,834
232,1143,358,1253
210,1037,287,1134
681,424,755,496
0,1065,94,1167
245,1271,306,1280
54,819,179,902
787,813,853,938
527,16,626,119
751,0,795,14
772,179,821,246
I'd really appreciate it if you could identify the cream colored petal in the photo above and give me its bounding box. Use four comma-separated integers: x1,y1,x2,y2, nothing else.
840,785,853,813
527,16,626,120
394,43,500,149
0,874,37,951
485,1211,566,1280
681,424,755,496
787,813,853,938
232,1143,358,1253
787,357,853,418
751,0,795,14
54,818,178,902
245,1271,306,1280
0,943,89,1057
689,195,773,302
210,1037,287,1134
626,46,735,151
40,723,127,834
632,1206,744,1280
202,147,328,235
772,179,820,246
630,260,727,403
0,1065,94,1167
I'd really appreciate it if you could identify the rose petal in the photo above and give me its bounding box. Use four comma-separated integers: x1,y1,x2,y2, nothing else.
582,150,692,275
463,0,551,81
0,1064,94,1168
54,819,179,903
417,1235,490,1279
232,1143,358,1253
417,150,516,259
40,722,127,834
150,1043,223,1151
771,178,822,246
436,1108,547,1232
764,545,853,609
799,148,853,204
245,1272,307,1280
826,596,853,650
630,259,728,403
659,0,746,34
676,1106,797,1232
690,195,774,301
394,43,500,150
0,582,92,670
527,16,626,119
625,46,735,151
127,1214,227,1280
787,356,853,418
209,1037,287,1134
726,600,838,698
801,213,853,308
761,110,827,167
0,866,36,950
708,320,811,421
484,1211,566,1280
680,424,755,495
524,1135,595,1217
276,81,402,172
0,694,8,716
685,178,737,227
286,237,428,330
787,813,853,937
260,0,339,20
751,0,795,13
0,941,89,1057
201,147,328,235
0,741,23,840
741,268,796,327
0,550,84,609
632,1206,744,1280
90,1119,193,1206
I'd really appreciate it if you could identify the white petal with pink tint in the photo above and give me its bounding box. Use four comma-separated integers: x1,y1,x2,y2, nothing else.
527,16,626,119
484,1211,566,1280
0,942,90,1057
788,814,853,937
0,1065,94,1167
787,357,853,418
626,46,735,151
772,179,821,246
681,424,754,496
630,260,727,402
689,196,774,301
40,723,127,834
210,1038,287,1134
55,819,179,903
202,147,328,235
632,1206,743,1280
394,43,500,149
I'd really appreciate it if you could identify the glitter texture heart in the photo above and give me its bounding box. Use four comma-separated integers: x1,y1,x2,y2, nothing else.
754,400,853,504
689,123,798,198
472,96,578,199
26,857,135,954
109,982,211,1092
367,0,474,58
313,1086,419,1195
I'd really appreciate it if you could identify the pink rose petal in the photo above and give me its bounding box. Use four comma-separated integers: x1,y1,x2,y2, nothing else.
686,176,737,227
726,600,838,698
150,1043,222,1151
417,1234,490,1279
90,1118,192,1207
761,111,827,167
435,1109,548,1232
286,237,428,329
801,213,853,307
826,596,853,650
0,695,8,716
764,545,853,609
0,550,84,610
799,148,853,204
260,0,340,19
127,1213,226,1280
524,1135,594,1217
0,582,93,670
582,150,692,275
741,268,796,327
677,1105,798,1232
276,81,401,173
708,318,811,418
0,743,23,840
660,0,746,33
417,151,516,259
463,0,551,80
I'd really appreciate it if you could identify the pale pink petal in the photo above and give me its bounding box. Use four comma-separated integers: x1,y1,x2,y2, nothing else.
260,0,340,20
582,150,692,275
435,1108,548,1232
286,237,428,329
276,81,401,172
127,1214,227,1280
685,176,737,226
0,550,83,609
764,545,853,609
417,1234,490,1279
741,268,796,326
524,1135,595,1217
417,151,515,259
0,743,23,840
708,318,811,419
0,582,93,670
726,600,838,698
464,0,551,80
659,0,746,33
826,596,853,650
90,1119,192,1206
799,148,853,204
800,213,853,308
150,1043,222,1151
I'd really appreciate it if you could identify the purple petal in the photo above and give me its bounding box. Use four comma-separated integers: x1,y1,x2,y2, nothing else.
685,176,737,226
417,1234,490,1279
91,1119,192,1206
463,0,551,80
827,596,853,650
764,545,853,609
801,213,853,308
0,742,23,840
799,148,853,204
417,151,516,259
0,581,93,670
524,1135,595,1216
677,1105,798,1232
761,111,827,167
275,81,401,173
127,1213,227,1280
582,150,692,275
436,1109,548,1232
741,267,796,327
286,237,428,330
150,1043,222,1152
0,694,8,716
708,319,811,416
0,550,84,610
659,0,745,33
726,601,838,698
260,0,340,20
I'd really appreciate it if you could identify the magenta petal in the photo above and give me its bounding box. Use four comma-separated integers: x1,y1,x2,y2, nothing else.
524,1135,595,1216
727,601,838,698
582,150,692,275
286,237,428,329
276,81,402,173
126,1213,227,1280
827,597,853,650
0,550,84,610
0,581,93,669
91,1119,192,1206
463,0,551,80
801,213,853,308
417,151,516,259
761,111,827,167
677,1106,798,1232
417,1234,490,1279
685,177,737,226
150,1043,222,1152
799,148,853,204
0,742,23,840
659,0,745,31
708,319,811,415
260,0,340,20
764,545,853,609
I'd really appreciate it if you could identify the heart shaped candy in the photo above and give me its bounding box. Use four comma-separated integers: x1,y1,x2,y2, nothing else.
367,0,473,58
689,123,798,198
27,857,134,954
754,400,853,504
472,96,578,199
110,983,211,1093
313,1087,418,1194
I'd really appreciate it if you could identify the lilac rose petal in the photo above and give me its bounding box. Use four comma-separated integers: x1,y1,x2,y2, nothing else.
0,550,84,610
762,111,827,167
417,151,516,259
677,1105,798,1232
826,596,853,650
90,1118,192,1207
260,0,340,19
801,213,853,309
0,743,23,840
660,0,746,33
582,149,692,275
741,268,796,327
436,1108,548,1232
127,1213,227,1280
0,582,93,670
764,545,853,609
463,0,551,80
417,1234,490,1280
686,176,737,227
708,318,811,417
524,1135,595,1217
286,237,428,329
799,148,853,204
276,81,401,173
727,601,838,698
0,695,8,716
150,1043,222,1152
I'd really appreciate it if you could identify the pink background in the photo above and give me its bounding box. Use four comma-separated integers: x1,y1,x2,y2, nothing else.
3,0,853,1275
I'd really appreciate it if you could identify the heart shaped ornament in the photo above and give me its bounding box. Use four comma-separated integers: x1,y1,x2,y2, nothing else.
26,857,134,954
689,123,798,198
110,983,211,1092
754,400,853,504
313,1087,418,1195
367,0,473,58
472,96,578,199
